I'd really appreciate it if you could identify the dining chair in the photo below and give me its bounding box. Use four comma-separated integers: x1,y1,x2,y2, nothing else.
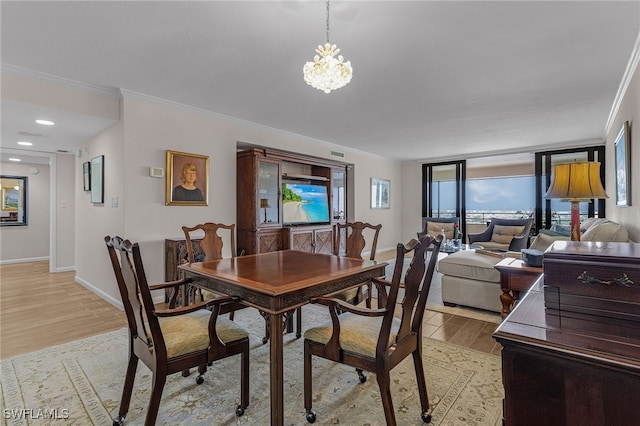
333,221,382,307
302,234,442,425
290,222,382,340
105,236,249,426
182,222,240,308
182,222,283,344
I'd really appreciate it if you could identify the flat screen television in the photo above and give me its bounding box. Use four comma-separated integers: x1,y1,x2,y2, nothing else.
282,182,330,225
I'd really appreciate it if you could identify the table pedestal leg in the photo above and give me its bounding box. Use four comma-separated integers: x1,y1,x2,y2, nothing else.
268,312,284,425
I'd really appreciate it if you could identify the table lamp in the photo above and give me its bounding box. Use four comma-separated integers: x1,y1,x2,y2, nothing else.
543,162,608,241
260,198,270,223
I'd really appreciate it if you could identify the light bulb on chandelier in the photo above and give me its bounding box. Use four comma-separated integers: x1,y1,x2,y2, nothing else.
303,0,353,94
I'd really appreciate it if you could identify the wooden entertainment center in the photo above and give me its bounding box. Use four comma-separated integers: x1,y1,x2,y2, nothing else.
236,148,351,255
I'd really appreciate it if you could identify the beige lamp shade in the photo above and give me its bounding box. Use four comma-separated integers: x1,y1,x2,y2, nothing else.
260,198,270,208
544,162,609,201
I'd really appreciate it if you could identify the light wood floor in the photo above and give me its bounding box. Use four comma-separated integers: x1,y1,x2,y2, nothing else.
0,259,502,359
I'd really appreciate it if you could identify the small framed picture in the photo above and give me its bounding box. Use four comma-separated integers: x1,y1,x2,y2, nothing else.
83,161,91,191
614,121,631,207
371,177,390,209
90,155,104,204
165,150,209,206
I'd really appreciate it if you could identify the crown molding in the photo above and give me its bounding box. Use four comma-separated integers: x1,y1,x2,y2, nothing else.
412,138,605,164
604,30,640,138
1,63,120,98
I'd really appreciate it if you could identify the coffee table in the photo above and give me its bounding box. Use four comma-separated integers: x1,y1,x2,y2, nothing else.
440,243,483,255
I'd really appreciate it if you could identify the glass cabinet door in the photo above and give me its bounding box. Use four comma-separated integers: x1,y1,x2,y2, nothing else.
332,168,346,221
257,160,280,226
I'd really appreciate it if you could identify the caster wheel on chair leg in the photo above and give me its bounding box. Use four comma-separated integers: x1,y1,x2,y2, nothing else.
196,375,204,385
356,369,367,383
305,409,316,423
113,416,125,426
235,405,245,416
421,410,432,423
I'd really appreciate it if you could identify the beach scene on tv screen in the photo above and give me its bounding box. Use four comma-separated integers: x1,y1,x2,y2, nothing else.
282,183,330,224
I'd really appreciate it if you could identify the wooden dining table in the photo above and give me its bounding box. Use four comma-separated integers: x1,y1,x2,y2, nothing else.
178,249,387,426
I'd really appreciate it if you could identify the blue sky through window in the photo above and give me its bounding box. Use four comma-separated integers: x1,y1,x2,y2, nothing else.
435,176,536,212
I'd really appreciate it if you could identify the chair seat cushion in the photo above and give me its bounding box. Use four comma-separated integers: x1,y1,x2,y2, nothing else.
437,250,502,282
159,309,248,358
304,313,400,358
333,287,360,303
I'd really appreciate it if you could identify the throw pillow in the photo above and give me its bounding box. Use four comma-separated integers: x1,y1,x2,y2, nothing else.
549,224,572,236
426,221,455,239
529,233,568,251
491,225,526,244
579,217,609,233
582,222,628,242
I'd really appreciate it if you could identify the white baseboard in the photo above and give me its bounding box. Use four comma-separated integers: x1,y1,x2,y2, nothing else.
0,256,49,265
74,276,124,311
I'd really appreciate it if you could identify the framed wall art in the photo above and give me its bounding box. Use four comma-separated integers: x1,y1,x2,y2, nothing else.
83,161,91,191
371,177,390,209
614,120,631,207
90,155,104,204
1,175,28,226
165,150,209,206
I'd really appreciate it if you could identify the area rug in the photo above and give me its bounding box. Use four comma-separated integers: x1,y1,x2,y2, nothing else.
385,257,502,324
0,305,503,426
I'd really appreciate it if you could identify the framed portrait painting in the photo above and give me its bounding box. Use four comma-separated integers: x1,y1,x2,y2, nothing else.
614,121,631,207
371,177,390,209
165,150,209,206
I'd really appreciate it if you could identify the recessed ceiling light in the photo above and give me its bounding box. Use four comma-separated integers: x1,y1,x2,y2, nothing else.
9,158,22,162
35,119,55,126
18,141,33,146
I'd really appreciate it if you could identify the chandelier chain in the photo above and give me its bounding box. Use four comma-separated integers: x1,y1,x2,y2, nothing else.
325,0,330,44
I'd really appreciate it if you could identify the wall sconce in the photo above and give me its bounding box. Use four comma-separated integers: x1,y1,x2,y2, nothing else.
260,198,270,223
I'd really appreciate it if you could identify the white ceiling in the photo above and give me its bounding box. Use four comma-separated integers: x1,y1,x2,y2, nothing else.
1,1,639,165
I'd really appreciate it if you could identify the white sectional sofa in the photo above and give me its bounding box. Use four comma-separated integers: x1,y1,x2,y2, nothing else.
437,217,630,313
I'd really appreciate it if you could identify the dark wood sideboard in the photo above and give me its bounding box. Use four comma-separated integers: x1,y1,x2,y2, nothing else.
493,278,640,425
165,237,203,305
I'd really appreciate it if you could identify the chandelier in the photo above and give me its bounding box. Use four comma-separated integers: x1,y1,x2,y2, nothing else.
303,0,353,93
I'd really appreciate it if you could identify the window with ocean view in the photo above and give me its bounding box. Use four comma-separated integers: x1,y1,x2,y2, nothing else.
437,176,535,223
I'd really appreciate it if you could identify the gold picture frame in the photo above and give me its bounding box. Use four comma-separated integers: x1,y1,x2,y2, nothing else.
165,150,209,206
2,187,19,210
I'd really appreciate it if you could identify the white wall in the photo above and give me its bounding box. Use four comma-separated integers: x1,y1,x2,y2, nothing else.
0,161,50,262
73,93,402,307
55,154,75,270
75,120,125,305
605,36,640,242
